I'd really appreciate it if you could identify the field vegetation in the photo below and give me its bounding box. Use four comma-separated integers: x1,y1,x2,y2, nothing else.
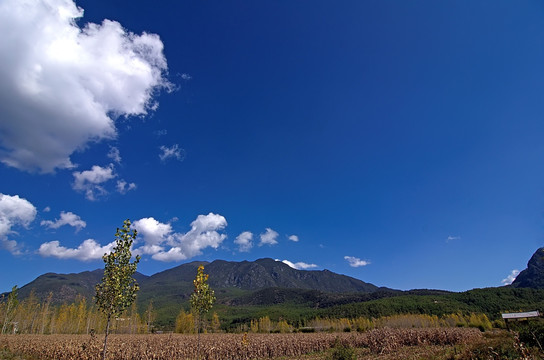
0,328,485,360
0,288,498,336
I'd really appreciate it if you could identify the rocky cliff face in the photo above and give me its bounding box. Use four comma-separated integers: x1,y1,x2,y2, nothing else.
511,248,544,288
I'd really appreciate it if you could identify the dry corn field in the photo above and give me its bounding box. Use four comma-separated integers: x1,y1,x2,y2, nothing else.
0,328,483,360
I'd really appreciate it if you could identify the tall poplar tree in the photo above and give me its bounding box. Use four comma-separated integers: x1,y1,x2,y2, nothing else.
190,265,215,360
95,219,140,360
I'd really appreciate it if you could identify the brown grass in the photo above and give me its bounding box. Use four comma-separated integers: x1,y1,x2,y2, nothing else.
0,328,484,360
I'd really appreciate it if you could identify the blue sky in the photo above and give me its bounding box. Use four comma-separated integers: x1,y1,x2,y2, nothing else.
1,0,544,293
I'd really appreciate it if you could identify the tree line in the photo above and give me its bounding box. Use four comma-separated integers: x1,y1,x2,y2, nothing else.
0,289,155,335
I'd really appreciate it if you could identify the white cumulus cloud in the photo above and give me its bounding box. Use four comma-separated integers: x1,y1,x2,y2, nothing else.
0,194,37,254
37,213,228,262
0,0,170,173
234,231,253,252
133,217,173,251
133,213,227,261
39,239,114,261
501,269,520,285
288,235,299,242
41,211,86,231
259,228,279,246
344,256,370,268
159,144,185,162
277,259,318,270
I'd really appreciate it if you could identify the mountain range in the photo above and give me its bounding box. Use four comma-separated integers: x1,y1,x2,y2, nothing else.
6,249,544,329
12,258,383,305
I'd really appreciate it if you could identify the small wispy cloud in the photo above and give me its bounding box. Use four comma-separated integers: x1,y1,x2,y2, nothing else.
288,235,299,242
154,129,168,137
180,73,192,80
116,180,137,194
72,164,116,200
277,259,318,270
41,211,86,232
107,146,122,164
159,144,186,162
344,256,370,268
501,269,520,285
446,235,461,242
72,164,135,200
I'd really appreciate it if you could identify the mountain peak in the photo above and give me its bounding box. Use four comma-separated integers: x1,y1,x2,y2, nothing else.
511,247,544,288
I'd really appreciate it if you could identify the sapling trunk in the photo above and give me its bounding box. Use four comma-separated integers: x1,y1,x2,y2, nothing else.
102,314,111,360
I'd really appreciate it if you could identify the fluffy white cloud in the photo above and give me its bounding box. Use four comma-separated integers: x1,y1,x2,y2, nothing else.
501,269,520,285
259,228,279,246
447,235,461,242
0,193,37,254
234,231,253,252
0,0,170,173
38,239,114,261
37,213,228,262
165,213,227,260
159,144,185,162
152,247,187,262
133,217,173,245
278,259,317,270
72,164,116,200
133,213,227,261
288,235,299,242
344,256,370,268
116,180,137,194
41,211,86,231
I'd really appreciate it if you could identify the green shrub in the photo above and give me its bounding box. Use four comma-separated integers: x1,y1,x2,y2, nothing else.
518,321,544,350
492,319,505,329
328,338,356,360
455,331,537,360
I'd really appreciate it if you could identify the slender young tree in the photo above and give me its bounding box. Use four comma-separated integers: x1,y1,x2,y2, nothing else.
1,286,18,334
190,265,215,360
95,219,140,360
144,301,155,333
40,292,52,334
